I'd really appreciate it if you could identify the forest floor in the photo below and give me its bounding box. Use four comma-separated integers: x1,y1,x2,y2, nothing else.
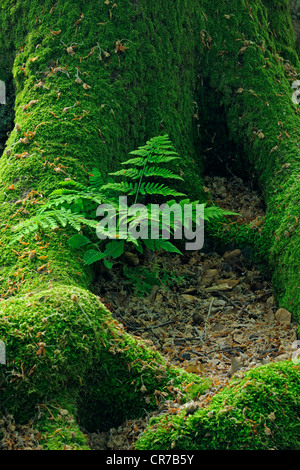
87,175,298,450
0,175,298,450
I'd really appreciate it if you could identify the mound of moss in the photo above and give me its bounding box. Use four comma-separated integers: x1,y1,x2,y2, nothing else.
135,361,300,450
0,283,210,435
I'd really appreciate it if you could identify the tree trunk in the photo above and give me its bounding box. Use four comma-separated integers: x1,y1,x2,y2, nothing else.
0,0,299,450
290,0,300,54
0,0,209,448
200,0,300,317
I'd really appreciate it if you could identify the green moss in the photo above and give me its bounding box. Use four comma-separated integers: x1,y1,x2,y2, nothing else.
1,0,205,199
0,283,210,430
35,395,90,450
0,0,299,450
135,361,300,450
0,0,210,445
198,0,300,318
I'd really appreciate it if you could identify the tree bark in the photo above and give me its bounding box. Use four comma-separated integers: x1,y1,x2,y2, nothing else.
0,0,299,450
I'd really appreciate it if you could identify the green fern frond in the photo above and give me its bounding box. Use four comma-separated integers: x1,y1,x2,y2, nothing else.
89,168,104,190
109,166,183,181
143,166,183,180
11,207,97,242
203,204,240,221
44,191,103,208
140,182,185,197
54,180,88,191
100,182,138,195
121,155,179,166
107,135,185,202
109,168,140,179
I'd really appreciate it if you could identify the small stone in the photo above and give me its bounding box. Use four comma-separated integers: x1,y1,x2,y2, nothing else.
275,308,292,324
180,352,191,361
228,356,243,377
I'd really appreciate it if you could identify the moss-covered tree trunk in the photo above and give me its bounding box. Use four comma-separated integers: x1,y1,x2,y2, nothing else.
290,0,300,54
0,0,209,448
199,0,300,317
0,0,299,450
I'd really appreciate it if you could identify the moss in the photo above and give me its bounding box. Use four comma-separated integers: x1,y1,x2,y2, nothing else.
198,0,300,318
1,0,205,198
262,0,298,63
0,283,210,430
0,0,211,444
135,361,300,450
34,394,90,450
0,0,299,449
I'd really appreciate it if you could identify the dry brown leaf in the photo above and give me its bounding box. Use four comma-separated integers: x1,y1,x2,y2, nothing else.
216,279,240,288
185,364,205,374
182,294,200,303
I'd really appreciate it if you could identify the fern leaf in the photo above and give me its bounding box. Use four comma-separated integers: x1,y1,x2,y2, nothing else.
143,166,183,180
89,168,104,190
109,168,140,179
100,182,138,195
68,233,91,248
204,205,241,221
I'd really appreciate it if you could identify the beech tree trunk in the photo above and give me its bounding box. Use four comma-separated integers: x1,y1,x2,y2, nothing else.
290,0,300,53
0,0,299,450
199,0,300,317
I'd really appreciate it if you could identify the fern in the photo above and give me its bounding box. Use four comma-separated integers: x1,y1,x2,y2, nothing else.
11,207,97,241
108,134,185,204
203,204,239,221
100,181,185,197
12,135,240,269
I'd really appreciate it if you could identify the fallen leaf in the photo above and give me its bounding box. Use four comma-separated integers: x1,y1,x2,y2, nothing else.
185,364,205,374
182,294,200,303
216,279,240,288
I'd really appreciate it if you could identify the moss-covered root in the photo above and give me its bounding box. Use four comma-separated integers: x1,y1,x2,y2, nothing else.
135,361,300,451
0,284,210,436
32,396,91,450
